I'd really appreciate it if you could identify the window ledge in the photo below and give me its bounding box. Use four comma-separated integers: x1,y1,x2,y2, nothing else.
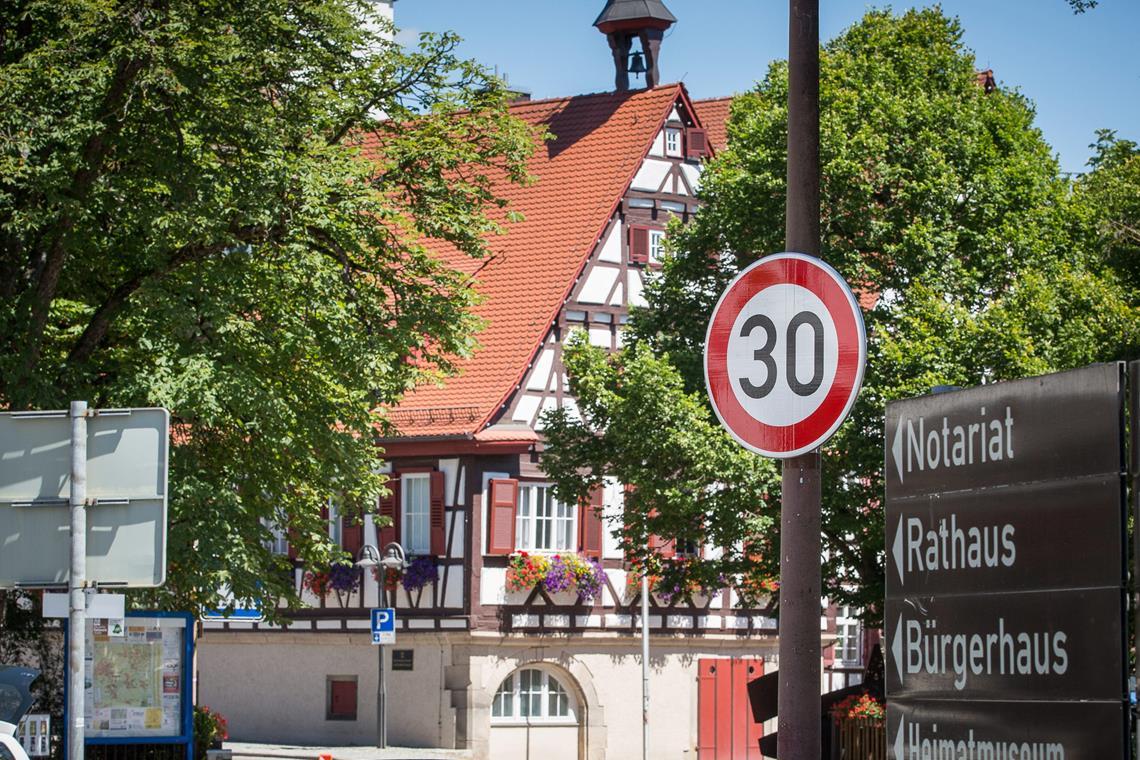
490,718,578,728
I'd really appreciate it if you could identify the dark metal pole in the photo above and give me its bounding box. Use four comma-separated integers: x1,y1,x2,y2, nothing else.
1129,362,1139,759
779,1,822,759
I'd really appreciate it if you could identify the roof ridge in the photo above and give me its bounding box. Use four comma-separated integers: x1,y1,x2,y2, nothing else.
508,83,685,110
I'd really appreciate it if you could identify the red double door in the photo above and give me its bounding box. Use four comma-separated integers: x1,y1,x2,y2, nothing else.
697,658,765,760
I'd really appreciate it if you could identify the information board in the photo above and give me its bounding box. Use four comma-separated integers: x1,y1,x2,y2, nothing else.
883,363,1128,758
83,616,187,738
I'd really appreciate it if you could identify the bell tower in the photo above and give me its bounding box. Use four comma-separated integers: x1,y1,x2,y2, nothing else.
594,0,676,91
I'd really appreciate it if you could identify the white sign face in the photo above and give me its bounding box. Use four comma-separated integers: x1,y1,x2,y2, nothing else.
704,253,866,458
0,408,169,588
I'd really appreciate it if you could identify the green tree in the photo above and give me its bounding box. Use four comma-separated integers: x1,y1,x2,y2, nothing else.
0,0,534,616
1075,130,1140,292
545,8,1138,622
542,337,781,602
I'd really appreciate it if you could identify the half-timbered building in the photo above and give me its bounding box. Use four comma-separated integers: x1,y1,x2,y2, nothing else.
198,3,803,758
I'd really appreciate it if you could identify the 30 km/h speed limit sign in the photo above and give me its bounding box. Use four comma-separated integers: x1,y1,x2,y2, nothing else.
704,252,866,458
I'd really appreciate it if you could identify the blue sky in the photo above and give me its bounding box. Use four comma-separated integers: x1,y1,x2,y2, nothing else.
394,1,1138,176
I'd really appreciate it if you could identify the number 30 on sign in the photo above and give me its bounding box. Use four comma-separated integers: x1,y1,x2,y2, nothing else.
704,252,866,458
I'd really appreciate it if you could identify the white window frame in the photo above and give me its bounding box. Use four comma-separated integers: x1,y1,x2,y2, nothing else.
649,229,666,264
263,519,289,556
515,483,576,553
327,497,342,547
401,473,431,555
664,127,682,157
835,606,862,666
491,668,577,725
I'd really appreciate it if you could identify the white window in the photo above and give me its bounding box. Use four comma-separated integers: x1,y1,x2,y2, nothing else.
649,230,666,264
836,606,862,665
327,497,341,547
492,668,576,723
401,474,431,555
664,127,682,157
264,520,289,555
515,484,575,552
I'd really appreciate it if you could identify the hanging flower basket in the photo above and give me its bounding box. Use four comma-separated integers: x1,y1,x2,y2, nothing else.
303,562,361,607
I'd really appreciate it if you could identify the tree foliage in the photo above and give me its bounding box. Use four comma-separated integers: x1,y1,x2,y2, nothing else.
546,8,1139,623
0,0,534,616
542,336,780,602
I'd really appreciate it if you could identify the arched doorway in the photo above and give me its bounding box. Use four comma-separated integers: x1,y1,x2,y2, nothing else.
489,665,582,760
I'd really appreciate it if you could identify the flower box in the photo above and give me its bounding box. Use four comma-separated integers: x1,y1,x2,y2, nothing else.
505,552,605,604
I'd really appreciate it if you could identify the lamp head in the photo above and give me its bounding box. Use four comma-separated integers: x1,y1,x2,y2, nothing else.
355,544,381,568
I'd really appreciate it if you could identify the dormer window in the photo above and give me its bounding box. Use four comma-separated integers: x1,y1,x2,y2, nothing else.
664,127,682,157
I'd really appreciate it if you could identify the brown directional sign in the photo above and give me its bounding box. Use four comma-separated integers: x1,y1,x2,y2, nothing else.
885,475,1124,597
884,364,1129,759
886,588,1124,702
887,699,1127,760
885,363,1123,500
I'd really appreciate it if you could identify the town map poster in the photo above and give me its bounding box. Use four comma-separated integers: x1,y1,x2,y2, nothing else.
83,616,185,738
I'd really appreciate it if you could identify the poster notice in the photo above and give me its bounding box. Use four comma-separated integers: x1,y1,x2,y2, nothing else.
16,714,50,757
84,616,186,738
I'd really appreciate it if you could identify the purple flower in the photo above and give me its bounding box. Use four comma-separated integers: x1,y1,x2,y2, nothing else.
543,556,575,594
401,555,438,592
327,562,360,593
576,559,606,602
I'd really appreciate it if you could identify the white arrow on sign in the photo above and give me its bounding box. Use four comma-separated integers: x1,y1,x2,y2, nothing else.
892,519,905,586
891,417,905,483
892,615,905,684
894,719,905,760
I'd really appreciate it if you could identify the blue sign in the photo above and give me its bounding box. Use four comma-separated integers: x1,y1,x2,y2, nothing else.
371,607,396,644
201,605,263,623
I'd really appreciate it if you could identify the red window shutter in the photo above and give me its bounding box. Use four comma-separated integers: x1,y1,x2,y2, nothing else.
378,477,401,547
429,471,446,556
649,533,676,559
628,225,649,264
342,512,364,558
686,127,709,158
579,486,605,558
329,679,357,719
287,530,298,560
486,478,519,555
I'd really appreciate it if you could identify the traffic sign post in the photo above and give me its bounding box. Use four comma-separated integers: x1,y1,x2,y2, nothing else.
883,364,1129,758
369,608,396,749
0,403,169,760
704,250,865,759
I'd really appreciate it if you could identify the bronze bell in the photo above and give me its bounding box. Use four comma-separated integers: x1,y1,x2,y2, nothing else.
628,51,647,75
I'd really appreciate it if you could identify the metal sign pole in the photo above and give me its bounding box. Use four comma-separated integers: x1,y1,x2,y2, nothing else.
641,567,650,760
779,1,822,759
68,401,88,760
377,642,387,748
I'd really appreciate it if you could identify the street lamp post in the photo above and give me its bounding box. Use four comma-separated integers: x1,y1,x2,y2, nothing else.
356,542,406,749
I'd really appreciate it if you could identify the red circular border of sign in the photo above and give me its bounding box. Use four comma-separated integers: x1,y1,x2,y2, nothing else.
704,253,866,458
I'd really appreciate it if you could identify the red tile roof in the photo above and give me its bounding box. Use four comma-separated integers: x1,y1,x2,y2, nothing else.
693,96,732,153
385,84,695,438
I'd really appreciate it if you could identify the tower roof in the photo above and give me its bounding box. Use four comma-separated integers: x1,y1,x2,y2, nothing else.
594,0,676,31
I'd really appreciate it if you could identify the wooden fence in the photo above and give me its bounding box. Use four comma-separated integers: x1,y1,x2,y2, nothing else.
831,717,886,760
